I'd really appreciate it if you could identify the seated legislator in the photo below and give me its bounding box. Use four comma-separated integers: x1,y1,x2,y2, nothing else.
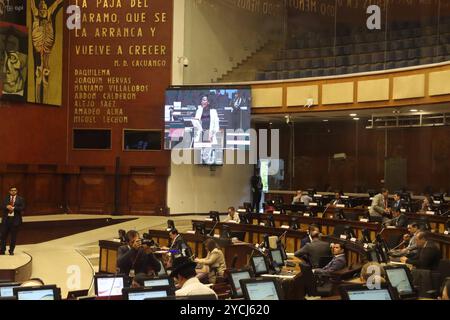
391,193,404,213
420,195,433,213
116,230,162,277
385,208,408,228
313,243,346,275
390,223,420,257
369,188,391,222
400,232,442,270
329,191,344,206
171,257,217,298
301,224,321,247
194,239,227,284
294,231,331,268
292,190,312,205
225,206,240,223
168,228,193,258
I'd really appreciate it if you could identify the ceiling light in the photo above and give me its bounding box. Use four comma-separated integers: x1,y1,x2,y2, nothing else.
410,109,418,112
353,118,360,121
350,113,357,117
323,120,329,122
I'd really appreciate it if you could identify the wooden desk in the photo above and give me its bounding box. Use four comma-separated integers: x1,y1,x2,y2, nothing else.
98,231,255,274
195,220,308,253
196,220,371,270
406,213,449,233
246,213,380,242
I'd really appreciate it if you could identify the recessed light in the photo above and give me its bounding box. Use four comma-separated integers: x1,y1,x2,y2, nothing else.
350,113,357,117
323,120,329,122
353,118,360,121
410,109,418,112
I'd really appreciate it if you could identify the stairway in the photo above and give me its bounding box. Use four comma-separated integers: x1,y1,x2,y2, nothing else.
217,40,282,83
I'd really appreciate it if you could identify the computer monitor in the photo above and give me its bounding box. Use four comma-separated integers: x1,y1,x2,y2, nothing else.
266,214,275,228
243,202,252,213
0,282,21,298
362,229,372,244
123,287,172,301
367,248,381,263
220,225,232,239
167,219,175,231
384,265,416,299
240,278,283,300
251,255,269,276
94,274,128,297
290,217,299,230
13,285,61,300
143,276,175,293
193,222,206,235
238,213,248,224
375,234,390,263
228,269,253,298
270,249,285,267
209,211,220,222
340,284,398,300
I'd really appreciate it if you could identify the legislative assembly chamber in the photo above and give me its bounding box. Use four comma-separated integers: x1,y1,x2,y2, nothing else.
0,0,450,304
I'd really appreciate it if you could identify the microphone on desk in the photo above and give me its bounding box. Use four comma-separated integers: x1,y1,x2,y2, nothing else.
321,203,332,217
392,240,407,251
278,230,288,242
208,220,220,237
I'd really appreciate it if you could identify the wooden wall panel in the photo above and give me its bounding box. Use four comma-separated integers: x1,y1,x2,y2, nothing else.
272,121,450,194
0,1,173,216
127,175,167,216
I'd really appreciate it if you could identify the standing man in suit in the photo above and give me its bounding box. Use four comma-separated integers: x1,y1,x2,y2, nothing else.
251,170,263,213
369,188,391,222
1,186,25,255
313,243,347,275
295,231,331,268
229,91,245,129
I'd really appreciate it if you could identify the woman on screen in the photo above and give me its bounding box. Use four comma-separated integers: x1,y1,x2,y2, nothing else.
194,95,220,146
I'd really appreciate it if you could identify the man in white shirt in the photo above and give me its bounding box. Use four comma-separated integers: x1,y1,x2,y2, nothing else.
171,257,217,299
292,190,313,205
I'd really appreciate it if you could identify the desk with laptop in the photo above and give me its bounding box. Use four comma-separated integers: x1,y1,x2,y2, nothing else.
0,282,61,300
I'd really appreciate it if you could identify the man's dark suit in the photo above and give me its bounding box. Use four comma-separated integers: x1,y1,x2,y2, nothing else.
391,199,403,212
170,235,193,258
116,245,162,276
1,195,25,254
390,213,408,228
314,254,347,275
250,175,263,213
295,239,331,268
300,235,312,248
406,241,442,270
